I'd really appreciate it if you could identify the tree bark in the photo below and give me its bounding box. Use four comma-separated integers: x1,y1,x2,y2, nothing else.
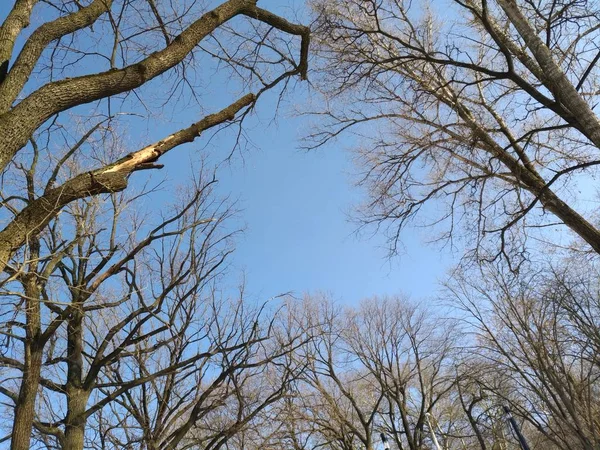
10,347,42,450
63,388,90,450
63,306,90,450
0,0,114,112
10,271,43,450
0,0,254,173
0,0,308,272
496,0,600,148
446,91,600,255
0,0,38,82
0,93,254,273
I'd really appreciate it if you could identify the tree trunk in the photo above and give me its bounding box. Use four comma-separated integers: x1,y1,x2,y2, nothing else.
10,273,42,450
0,0,253,174
0,92,255,275
0,0,113,113
63,388,90,450
496,0,600,148
0,0,38,82
63,307,90,450
11,347,42,450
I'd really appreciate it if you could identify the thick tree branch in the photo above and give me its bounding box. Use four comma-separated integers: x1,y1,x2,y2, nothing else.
241,6,310,80
0,0,254,172
0,0,38,83
0,93,255,272
496,0,600,149
446,89,600,256
0,0,115,113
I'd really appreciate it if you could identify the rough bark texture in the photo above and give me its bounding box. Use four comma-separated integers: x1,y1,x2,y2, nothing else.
0,0,309,271
0,0,254,172
0,0,38,82
63,307,90,450
10,267,42,450
496,0,600,147
0,0,114,113
0,93,255,273
10,346,42,450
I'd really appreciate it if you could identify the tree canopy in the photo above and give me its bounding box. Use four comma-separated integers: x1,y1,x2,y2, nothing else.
3,0,600,449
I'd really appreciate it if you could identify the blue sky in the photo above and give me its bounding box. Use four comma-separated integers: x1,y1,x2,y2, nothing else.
154,1,459,304
221,107,458,304
0,0,458,305
153,82,458,304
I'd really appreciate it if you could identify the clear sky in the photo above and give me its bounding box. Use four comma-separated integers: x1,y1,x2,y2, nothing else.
152,83,458,304
1,0,458,305
154,1,458,304
114,0,458,305
219,104,458,304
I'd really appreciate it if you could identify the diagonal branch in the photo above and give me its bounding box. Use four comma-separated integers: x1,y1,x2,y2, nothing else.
0,0,38,83
0,93,255,272
0,0,114,113
0,0,254,172
496,0,600,149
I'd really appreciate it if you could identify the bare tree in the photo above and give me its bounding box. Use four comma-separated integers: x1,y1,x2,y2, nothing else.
452,363,514,450
0,160,310,450
282,294,460,450
0,3,309,448
299,296,382,450
0,0,309,271
308,0,600,264
343,297,459,450
100,296,306,450
448,262,600,449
